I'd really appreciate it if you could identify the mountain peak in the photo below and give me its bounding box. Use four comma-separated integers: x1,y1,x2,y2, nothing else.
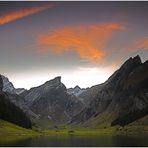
121,55,141,70
53,76,61,82
1,75,16,94
74,85,81,90
44,76,61,86
132,55,141,64
106,55,142,87
49,76,61,85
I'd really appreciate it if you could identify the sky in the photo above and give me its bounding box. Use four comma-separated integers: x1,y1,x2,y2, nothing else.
0,1,148,89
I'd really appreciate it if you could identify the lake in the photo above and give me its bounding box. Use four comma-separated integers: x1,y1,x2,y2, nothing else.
0,134,148,147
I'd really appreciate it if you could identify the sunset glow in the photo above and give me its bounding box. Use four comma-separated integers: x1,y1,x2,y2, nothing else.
0,1,147,89
38,23,126,63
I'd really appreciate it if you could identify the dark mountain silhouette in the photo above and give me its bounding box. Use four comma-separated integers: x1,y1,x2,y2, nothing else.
71,55,148,126
0,75,32,129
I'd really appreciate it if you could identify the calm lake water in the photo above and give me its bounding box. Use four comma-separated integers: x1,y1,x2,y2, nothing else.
0,135,148,147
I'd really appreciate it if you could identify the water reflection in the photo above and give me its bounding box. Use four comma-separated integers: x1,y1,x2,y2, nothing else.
0,135,148,147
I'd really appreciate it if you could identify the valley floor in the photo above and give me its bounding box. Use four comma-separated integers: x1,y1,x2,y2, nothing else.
0,119,148,137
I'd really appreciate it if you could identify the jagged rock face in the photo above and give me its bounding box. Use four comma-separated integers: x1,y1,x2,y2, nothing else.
0,75,25,109
15,88,26,95
0,75,32,128
22,76,63,106
67,85,102,107
22,76,84,123
77,84,104,106
1,75,16,94
67,85,83,96
1,75,26,95
71,55,148,126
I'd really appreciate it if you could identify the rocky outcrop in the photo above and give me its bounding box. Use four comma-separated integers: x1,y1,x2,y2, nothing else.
0,75,32,128
77,84,104,106
1,75,16,94
71,55,148,126
15,88,26,95
0,75,27,111
21,76,84,123
67,85,85,96
1,75,26,95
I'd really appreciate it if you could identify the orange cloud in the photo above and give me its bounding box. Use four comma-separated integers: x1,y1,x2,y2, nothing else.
38,23,126,62
0,4,55,25
143,39,148,48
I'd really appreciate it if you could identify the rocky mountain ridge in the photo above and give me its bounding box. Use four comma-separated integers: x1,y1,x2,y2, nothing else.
1,75,26,95
20,76,84,123
71,55,148,126
0,55,147,127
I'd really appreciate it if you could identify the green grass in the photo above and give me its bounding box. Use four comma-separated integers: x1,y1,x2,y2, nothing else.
80,112,115,128
41,123,148,137
71,127,116,136
38,114,148,136
41,125,117,136
0,118,148,137
0,119,39,136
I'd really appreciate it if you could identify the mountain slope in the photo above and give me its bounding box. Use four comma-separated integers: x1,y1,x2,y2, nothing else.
0,75,32,129
21,76,84,123
71,55,148,126
15,88,27,95
0,119,37,136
